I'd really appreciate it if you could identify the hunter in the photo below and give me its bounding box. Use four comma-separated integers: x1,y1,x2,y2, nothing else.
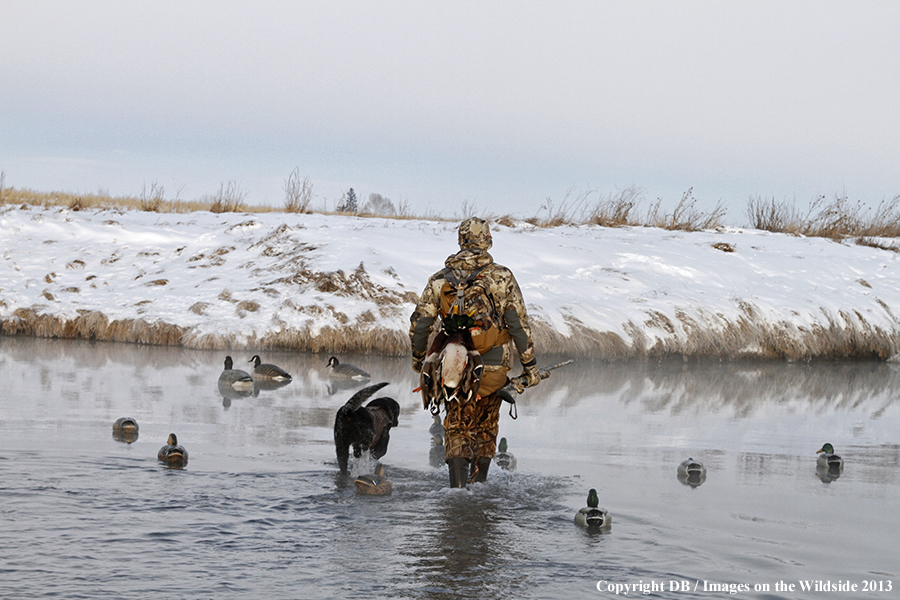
409,217,541,487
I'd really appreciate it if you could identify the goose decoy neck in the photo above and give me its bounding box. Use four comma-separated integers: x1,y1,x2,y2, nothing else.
327,356,339,367
249,355,261,367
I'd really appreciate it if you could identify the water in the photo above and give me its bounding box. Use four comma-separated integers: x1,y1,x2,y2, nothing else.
1,336,898,599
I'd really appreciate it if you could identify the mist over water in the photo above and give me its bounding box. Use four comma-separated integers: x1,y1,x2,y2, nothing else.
1,336,897,599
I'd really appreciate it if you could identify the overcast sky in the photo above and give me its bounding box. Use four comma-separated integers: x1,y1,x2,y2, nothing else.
1,1,898,223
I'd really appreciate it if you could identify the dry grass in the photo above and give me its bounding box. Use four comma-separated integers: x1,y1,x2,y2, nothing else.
746,192,900,240
283,168,314,213
526,186,726,231
1,170,897,239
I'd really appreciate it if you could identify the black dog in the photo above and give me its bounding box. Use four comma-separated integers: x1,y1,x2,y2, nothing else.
334,382,400,475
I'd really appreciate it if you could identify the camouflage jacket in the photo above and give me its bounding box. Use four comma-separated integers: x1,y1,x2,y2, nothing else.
409,248,536,367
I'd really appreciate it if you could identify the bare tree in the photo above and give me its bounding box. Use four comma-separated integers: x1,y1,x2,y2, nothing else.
283,168,314,213
362,192,396,216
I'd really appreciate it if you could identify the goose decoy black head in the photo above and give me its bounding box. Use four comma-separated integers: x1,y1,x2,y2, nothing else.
248,355,292,381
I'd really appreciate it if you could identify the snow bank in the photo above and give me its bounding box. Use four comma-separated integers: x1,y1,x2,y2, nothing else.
2,204,899,360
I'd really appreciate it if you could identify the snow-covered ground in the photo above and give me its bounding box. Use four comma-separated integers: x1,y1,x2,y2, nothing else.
2,204,899,360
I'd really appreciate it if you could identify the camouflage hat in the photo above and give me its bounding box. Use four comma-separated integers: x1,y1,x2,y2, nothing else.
458,217,492,250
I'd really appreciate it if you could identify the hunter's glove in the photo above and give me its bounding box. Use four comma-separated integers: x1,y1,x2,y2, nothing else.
520,359,541,388
412,352,425,373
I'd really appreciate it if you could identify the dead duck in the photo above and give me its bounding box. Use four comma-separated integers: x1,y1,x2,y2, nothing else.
416,321,484,414
248,355,292,381
157,433,188,467
327,356,371,380
677,457,707,487
354,463,393,496
219,356,253,390
493,437,517,471
112,417,139,443
574,488,611,530
816,443,844,478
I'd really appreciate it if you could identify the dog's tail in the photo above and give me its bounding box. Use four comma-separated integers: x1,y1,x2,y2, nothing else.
339,382,389,414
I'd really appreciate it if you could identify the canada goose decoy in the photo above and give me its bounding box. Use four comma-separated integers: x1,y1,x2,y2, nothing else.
574,488,611,529
354,463,393,496
493,437,516,471
677,457,707,487
326,356,371,380
157,433,188,467
816,443,844,473
248,355,292,381
112,417,139,443
219,356,253,390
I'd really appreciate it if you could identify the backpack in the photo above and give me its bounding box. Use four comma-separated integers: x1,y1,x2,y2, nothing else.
438,266,510,355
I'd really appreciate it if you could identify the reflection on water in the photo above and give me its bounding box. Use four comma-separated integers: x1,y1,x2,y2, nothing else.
1,335,899,599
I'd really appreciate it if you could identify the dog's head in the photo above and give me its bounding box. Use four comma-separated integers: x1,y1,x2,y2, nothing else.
366,397,400,427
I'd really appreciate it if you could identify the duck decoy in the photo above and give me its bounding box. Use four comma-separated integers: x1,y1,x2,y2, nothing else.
157,433,188,467
219,355,253,390
326,356,371,380
112,417,139,443
677,457,707,487
816,443,844,480
429,414,444,437
429,434,446,468
248,355,292,381
354,463,393,496
493,437,517,471
574,488,611,529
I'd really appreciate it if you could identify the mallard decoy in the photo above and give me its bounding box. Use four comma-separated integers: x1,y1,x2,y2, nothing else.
816,443,844,473
157,433,188,467
112,417,139,443
493,437,517,471
354,463,393,496
219,356,253,390
327,356,371,380
677,457,707,487
248,355,292,381
574,488,611,529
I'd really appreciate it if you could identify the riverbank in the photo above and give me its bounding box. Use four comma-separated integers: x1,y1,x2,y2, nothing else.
2,204,899,360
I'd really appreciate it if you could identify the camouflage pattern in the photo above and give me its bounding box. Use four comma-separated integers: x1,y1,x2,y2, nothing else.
458,216,493,251
409,248,536,368
441,367,508,460
409,218,538,462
